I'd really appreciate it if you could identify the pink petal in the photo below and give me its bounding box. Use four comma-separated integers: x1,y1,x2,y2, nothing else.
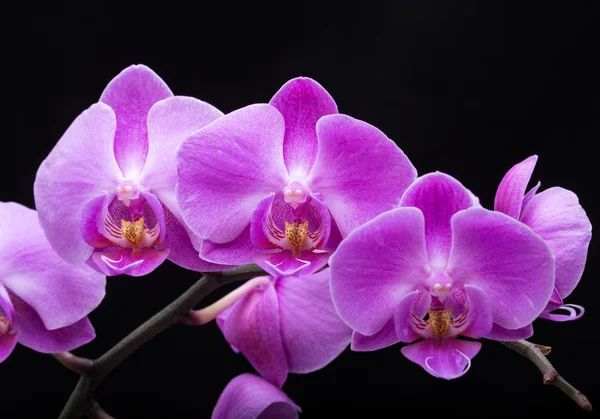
91,247,170,277
330,207,430,336
539,304,585,322
212,374,300,419
141,96,223,212
176,104,287,243
394,291,431,343
34,103,120,264
521,181,541,217
448,208,555,330
494,155,538,219
140,191,167,245
460,285,493,339
201,226,276,266
270,77,337,178
485,323,534,341
255,250,330,278
0,281,15,323
11,293,95,353
308,114,417,238
520,187,591,299
81,193,115,248
400,172,475,267
351,319,401,352
99,64,173,176
401,338,482,380
221,283,288,387
161,207,232,272
276,269,351,373
250,193,281,249
0,202,106,330
0,331,19,363
0,283,18,363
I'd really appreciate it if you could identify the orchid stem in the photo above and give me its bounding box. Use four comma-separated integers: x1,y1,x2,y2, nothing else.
53,352,94,376
185,275,271,325
500,339,592,412
56,264,265,419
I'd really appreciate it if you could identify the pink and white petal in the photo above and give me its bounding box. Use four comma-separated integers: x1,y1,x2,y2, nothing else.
99,64,173,176
201,227,276,266
494,155,538,219
255,250,329,278
485,323,534,341
400,172,475,267
141,96,223,206
212,374,300,419
539,304,585,322
33,103,120,264
394,291,430,343
91,247,170,277
323,216,343,253
329,207,430,336
222,284,288,387
448,208,555,330
176,104,287,244
140,191,166,245
308,114,417,238
351,319,401,352
81,193,116,248
270,77,337,178
520,187,592,299
401,338,482,380
0,203,106,330
276,270,352,373
161,208,233,272
521,181,541,217
460,285,493,339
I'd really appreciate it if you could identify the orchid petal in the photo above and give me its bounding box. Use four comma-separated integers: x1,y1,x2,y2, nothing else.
308,114,417,237
401,338,482,380
459,285,493,339
91,247,170,277
448,208,555,329
539,304,585,322
99,64,172,176
351,319,401,352
494,155,538,219
276,269,351,373
0,202,106,330
141,95,223,210
520,187,591,299
394,291,431,343
485,323,534,341
34,103,120,264
0,283,18,363
201,227,276,266
212,374,300,419
270,77,337,178
400,172,475,267
521,181,541,216
330,207,430,336
220,283,288,387
176,104,287,244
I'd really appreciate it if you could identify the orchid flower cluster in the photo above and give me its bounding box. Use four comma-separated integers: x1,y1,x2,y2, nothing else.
0,64,591,418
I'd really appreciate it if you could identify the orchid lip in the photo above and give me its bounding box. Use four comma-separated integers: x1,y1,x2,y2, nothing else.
0,315,10,336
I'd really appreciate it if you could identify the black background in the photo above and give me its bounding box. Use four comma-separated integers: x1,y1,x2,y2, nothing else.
1,1,599,418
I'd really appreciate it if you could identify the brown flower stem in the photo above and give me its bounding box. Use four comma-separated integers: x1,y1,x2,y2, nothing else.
56,264,265,419
501,339,592,412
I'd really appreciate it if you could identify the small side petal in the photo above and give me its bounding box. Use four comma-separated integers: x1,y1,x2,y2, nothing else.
460,285,493,339
222,284,288,387
494,155,538,219
91,247,170,277
270,77,337,177
448,208,555,330
394,291,430,343
141,96,224,208
308,114,417,237
400,172,475,267
33,103,120,264
401,338,482,380
176,104,287,244
99,64,173,176
485,323,534,341
0,332,19,363
330,207,430,336
0,283,19,363
201,227,275,266
521,181,541,216
12,294,95,353
212,373,300,419
520,187,592,299
276,269,352,373
0,202,106,330
351,319,401,352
